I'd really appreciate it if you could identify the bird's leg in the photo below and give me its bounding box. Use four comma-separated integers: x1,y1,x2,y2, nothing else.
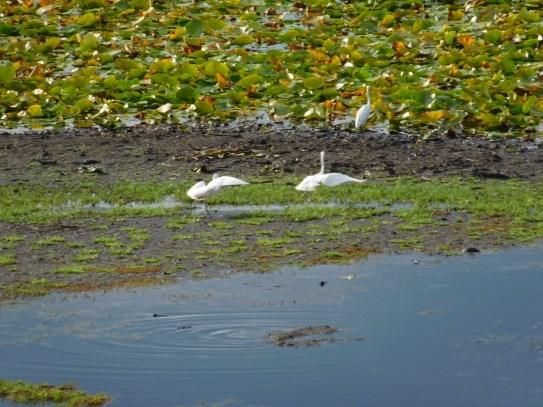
204,202,213,218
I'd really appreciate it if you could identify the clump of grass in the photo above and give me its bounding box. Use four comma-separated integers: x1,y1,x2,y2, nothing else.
1,235,25,242
171,233,192,241
208,221,233,230
121,226,150,247
2,278,67,298
74,249,101,263
256,237,295,247
36,236,65,246
322,251,346,259
0,254,16,266
54,265,87,274
166,216,199,229
0,379,110,407
93,236,121,248
390,238,423,250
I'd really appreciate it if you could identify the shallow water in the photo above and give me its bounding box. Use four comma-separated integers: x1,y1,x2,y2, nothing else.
65,197,414,216
1,245,543,406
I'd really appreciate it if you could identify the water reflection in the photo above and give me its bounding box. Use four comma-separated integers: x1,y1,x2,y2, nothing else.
1,245,543,406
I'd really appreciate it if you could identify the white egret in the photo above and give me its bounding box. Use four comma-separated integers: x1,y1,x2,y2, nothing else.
355,85,371,130
295,151,365,192
187,173,249,216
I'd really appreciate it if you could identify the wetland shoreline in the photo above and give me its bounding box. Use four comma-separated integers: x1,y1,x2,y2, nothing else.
1,125,543,303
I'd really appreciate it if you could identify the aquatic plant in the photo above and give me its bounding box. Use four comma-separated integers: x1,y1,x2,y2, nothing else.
0,1,541,137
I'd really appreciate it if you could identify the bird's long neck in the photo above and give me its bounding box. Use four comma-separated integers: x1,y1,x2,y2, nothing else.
320,151,325,174
366,86,371,106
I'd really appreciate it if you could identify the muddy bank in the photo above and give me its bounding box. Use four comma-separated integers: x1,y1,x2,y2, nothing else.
1,124,543,303
1,124,543,185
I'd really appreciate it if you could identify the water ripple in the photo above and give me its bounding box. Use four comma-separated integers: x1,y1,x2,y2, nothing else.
73,311,338,356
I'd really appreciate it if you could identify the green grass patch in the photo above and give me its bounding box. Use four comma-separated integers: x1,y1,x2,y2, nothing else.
0,379,109,407
54,264,87,274
256,237,296,248
36,235,65,246
322,251,346,259
171,233,193,241
1,235,25,242
0,254,16,266
2,278,68,298
74,249,101,263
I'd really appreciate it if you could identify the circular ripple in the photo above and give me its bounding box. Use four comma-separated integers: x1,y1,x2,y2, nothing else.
80,311,334,356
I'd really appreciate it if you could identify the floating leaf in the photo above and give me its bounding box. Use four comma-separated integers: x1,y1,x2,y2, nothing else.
176,85,199,103
265,85,288,97
204,61,229,77
77,12,96,27
169,27,186,40
232,35,254,46
448,9,464,21
0,24,19,36
457,34,475,48
421,110,445,122
392,41,407,57
499,59,515,75
215,72,230,87
380,14,396,27
484,29,502,44
303,76,325,90
150,59,175,73
236,74,263,89
76,97,93,113
354,68,372,81
205,18,226,31
195,99,214,114
443,31,456,46
27,104,43,117
0,64,16,85
178,63,199,81
186,19,204,37
130,0,151,10
519,8,539,23
322,38,335,52
79,34,99,52
103,75,118,89
522,96,537,114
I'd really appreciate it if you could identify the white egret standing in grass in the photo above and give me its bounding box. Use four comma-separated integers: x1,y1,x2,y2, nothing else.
187,174,249,216
295,151,365,192
355,85,371,130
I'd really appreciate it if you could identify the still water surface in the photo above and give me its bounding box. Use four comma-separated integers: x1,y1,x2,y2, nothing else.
1,245,543,406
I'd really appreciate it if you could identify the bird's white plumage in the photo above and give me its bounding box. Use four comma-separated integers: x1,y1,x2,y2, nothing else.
355,85,371,129
295,151,365,192
187,175,248,200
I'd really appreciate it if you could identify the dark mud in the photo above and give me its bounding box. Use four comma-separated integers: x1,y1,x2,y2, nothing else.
268,325,335,347
1,124,543,185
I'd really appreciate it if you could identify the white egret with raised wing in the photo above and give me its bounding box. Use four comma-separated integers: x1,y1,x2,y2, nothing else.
295,151,365,192
187,174,249,216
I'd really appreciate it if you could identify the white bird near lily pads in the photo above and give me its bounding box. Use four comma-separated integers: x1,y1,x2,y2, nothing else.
295,151,365,192
187,174,249,216
355,85,371,130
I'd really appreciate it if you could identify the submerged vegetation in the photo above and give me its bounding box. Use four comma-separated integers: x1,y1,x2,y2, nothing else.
0,0,542,137
0,379,109,407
